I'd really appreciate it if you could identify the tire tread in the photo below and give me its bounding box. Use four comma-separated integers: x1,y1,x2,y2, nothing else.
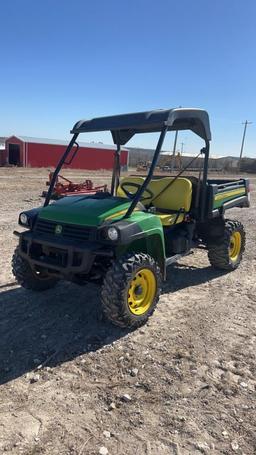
12,246,58,291
207,220,245,270
101,252,161,328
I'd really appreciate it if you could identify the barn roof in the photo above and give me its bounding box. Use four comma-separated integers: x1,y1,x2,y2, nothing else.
6,136,128,151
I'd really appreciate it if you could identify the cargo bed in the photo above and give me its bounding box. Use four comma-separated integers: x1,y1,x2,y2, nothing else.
206,178,250,218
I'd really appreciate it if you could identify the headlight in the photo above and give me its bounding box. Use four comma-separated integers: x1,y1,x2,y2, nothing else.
107,226,119,241
18,208,40,229
19,212,29,226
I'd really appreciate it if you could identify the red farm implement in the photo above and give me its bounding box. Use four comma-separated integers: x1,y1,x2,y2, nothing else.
42,172,108,199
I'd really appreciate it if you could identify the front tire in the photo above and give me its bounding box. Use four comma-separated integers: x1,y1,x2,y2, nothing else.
12,247,59,291
101,253,162,328
207,220,245,270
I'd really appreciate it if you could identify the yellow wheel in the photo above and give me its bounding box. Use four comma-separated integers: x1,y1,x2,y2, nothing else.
208,220,245,270
229,231,241,262
128,268,156,315
101,253,161,328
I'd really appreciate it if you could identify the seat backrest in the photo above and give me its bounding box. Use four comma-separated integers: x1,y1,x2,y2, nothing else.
117,176,192,212
147,177,192,212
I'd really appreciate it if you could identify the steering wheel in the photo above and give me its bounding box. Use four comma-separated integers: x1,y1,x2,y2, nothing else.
120,182,153,201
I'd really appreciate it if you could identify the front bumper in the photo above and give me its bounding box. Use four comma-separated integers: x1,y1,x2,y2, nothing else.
16,230,113,276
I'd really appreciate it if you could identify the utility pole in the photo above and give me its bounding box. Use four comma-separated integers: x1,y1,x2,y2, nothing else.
181,142,185,155
171,130,178,172
239,120,252,168
170,106,182,172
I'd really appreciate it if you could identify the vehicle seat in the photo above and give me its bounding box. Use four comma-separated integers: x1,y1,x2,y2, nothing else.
117,176,192,226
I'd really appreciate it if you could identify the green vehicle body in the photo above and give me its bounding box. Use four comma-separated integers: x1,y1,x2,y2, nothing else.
19,194,166,278
14,108,250,286
16,175,249,283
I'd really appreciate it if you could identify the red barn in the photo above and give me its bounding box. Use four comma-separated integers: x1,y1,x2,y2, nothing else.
3,136,129,170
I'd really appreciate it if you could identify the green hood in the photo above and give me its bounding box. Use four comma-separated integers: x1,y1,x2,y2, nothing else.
38,195,132,226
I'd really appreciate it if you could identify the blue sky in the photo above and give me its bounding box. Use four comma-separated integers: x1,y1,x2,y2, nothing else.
1,0,255,156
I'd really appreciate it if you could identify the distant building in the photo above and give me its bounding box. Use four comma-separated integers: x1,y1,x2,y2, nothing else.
160,152,240,171
240,157,256,173
128,147,241,171
2,136,129,170
0,137,6,165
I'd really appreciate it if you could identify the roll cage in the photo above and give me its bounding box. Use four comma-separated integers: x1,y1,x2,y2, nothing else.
44,108,211,221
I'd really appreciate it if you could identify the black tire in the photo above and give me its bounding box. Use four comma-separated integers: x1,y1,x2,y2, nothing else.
12,247,58,291
207,220,245,271
101,252,162,328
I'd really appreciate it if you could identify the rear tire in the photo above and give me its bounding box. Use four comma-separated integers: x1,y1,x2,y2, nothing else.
12,247,58,291
207,220,245,270
101,253,162,328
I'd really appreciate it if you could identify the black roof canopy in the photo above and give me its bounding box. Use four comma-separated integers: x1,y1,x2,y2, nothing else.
71,108,211,145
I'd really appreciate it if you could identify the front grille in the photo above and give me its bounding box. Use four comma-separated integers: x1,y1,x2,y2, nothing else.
34,219,94,242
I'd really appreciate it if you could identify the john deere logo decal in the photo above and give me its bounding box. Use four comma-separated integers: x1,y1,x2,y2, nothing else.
55,225,63,234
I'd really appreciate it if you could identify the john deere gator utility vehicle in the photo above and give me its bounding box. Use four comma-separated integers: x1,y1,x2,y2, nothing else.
13,108,250,328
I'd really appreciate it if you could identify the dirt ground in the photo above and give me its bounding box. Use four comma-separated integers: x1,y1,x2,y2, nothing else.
0,168,255,455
